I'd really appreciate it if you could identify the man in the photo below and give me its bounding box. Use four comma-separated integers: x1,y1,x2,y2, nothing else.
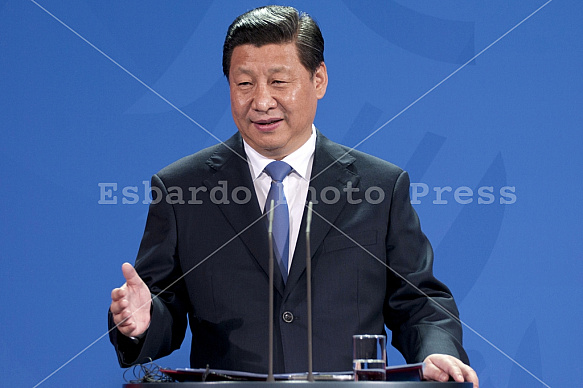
109,5,478,386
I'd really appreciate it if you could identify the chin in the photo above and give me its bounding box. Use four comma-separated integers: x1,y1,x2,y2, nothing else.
255,136,286,149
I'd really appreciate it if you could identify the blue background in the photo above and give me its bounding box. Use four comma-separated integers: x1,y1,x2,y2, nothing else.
1,1,581,387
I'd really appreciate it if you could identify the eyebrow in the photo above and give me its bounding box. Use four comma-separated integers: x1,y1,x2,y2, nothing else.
234,66,291,76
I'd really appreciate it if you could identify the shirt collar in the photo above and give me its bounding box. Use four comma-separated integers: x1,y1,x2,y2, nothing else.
243,125,316,181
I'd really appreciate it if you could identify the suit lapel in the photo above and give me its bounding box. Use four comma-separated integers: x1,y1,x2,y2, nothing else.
284,131,360,298
204,133,286,296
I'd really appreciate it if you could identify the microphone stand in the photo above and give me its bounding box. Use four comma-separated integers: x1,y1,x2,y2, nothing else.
306,202,314,382
267,200,275,382
267,201,315,382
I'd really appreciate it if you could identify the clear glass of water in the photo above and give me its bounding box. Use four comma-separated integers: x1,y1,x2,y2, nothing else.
353,334,387,381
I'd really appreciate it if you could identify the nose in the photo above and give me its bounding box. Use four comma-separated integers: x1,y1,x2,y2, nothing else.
251,84,277,112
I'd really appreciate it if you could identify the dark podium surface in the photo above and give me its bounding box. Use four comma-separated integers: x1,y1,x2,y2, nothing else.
123,383,472,388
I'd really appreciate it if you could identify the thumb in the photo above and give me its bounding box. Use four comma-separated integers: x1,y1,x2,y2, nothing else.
121,262,142,286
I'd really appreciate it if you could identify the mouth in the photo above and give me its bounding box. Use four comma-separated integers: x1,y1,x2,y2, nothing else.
251,118,283,131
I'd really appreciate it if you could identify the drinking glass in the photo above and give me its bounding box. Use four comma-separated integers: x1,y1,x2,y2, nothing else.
352,334,387,381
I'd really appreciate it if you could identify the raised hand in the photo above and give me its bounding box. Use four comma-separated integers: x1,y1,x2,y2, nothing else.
110,262,152,337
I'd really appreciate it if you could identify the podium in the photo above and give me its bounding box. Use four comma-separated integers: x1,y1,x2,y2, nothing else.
123,383,472,387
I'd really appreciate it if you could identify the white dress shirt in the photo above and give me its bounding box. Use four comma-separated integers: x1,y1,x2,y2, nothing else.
243,126,316,273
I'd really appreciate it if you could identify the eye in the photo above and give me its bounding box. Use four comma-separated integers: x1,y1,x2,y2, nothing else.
236,81,253,90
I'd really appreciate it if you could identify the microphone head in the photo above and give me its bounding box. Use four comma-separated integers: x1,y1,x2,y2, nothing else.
268,199,275,234
306,201,313,234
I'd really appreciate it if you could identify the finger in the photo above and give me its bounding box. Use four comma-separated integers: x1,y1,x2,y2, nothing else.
437,357,478,385
423,362,450,382
431,356,464,382
116,317,133,327
110,295,129,314
121,262,144,287
121,262,137,282
112,309,131,326
118,317,134,328
111,287,126,301
110,302,123,315
461,365,479,387
447,363,464,382
116,321,136,336
113,306,136,327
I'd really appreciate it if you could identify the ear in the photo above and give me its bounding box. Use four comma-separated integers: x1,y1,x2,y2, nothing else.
313,62,328,100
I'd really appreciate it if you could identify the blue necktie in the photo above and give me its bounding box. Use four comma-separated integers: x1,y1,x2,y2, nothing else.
264,161,293,283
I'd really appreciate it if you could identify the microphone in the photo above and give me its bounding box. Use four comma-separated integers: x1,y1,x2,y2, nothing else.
267,200,275,382
306,201,314,382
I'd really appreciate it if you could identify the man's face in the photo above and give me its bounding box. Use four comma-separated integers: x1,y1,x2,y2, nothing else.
229,42,328,160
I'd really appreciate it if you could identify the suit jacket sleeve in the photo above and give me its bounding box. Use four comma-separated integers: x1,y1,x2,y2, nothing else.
383,170,469,364
109,173,189,367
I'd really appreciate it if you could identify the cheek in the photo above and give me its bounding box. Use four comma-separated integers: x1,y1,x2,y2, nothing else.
230,95,249,119
285,88,316,119
284,88,301,104
276,88,303,115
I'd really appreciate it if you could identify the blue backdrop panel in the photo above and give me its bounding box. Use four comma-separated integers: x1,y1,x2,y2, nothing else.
1,1,581,387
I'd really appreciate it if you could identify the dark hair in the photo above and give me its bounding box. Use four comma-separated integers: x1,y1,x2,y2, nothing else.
222,5,324,79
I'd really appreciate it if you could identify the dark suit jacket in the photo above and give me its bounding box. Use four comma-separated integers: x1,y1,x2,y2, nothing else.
109,130,468,373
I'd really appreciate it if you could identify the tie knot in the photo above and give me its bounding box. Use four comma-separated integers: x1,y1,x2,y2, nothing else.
264,161,292,182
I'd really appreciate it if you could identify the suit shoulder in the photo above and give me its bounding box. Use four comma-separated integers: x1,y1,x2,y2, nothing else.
330,141,405,180
352,148,402,172
154,142,228,186
318,133,402,173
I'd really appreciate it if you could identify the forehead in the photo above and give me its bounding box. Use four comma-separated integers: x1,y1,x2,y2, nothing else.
229,42,305,75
